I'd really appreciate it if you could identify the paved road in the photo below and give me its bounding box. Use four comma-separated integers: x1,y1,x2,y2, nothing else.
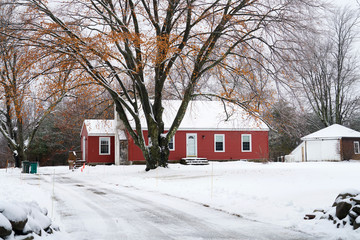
24,174,318,240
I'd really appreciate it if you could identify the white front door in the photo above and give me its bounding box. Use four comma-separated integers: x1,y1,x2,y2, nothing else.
186,133,197,157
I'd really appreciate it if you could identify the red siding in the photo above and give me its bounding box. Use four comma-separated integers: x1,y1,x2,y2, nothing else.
128,130,269,161
88,136,115,164
342,138,360,160
80,127,115,164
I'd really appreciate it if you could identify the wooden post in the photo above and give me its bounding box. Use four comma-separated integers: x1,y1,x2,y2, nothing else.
51,169,55,219
211,161,214,199
301,146,304,162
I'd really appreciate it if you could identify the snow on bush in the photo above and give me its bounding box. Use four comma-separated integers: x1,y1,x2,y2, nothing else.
0,201,58,239
0,202,27,223
306,189,360,230
0,213,12,238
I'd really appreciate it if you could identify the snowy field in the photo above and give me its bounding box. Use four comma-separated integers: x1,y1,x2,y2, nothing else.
1,161,360,239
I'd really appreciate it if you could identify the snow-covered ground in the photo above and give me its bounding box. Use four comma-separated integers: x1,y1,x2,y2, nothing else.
1,161,360,239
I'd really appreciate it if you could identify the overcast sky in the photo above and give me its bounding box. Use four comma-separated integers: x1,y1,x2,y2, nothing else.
330,0,359,7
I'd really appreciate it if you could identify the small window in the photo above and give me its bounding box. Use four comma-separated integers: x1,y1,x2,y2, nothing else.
242,134,251,152
354,141,360,154
99,137,110,155
214,134,225,152
169,136,175,151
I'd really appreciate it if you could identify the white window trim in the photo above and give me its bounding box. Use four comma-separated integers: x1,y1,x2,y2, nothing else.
241,134,252,152
214,134,225,152
354,141,360,154
169,136,175,151
99,137,111,155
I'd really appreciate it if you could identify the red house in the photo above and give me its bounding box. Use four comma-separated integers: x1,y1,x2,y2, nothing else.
80,100,269,165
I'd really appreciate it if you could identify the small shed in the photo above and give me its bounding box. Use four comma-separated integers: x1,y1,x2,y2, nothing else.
80,120,127,165
285,124,360,162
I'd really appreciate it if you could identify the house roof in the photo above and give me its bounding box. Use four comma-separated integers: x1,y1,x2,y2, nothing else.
301,124,360,140
81,119,116,136
127,100,269,131
81,100,268,136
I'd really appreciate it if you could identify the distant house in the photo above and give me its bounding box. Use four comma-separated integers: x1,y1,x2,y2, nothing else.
80,120,123,165
285,124,360,162
80,100,269,165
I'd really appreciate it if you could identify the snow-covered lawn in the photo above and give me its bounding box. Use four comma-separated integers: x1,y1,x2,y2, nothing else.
1,161,360,239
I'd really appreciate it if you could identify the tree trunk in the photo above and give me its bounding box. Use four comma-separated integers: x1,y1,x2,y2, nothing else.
14,153,20,168
144,147,157,171
14,147,26,168
144,133,169,171
159,135,170,168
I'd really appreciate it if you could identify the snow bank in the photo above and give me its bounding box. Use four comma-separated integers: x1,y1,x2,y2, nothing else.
2,161,360,239
306,190,360,230
0,168,66,239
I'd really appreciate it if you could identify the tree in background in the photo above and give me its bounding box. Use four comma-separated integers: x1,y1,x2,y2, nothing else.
0,3,85,167
291,7,360,127
27,87,113,166
265,100,315,160
264,5,360,160
212,48,276,125
0,136,12,168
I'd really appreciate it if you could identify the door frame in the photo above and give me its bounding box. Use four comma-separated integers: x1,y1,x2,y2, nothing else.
186,133,197,157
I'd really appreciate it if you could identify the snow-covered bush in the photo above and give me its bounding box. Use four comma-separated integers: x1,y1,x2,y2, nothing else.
0,201,58,239
307,190,360,230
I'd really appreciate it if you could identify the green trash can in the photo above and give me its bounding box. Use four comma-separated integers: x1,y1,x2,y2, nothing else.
22,161,30,173
29,162,38,174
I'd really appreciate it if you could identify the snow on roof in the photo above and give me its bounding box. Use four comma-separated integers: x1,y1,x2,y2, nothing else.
81,119,127,139
82,100,268,135
127,100,268,131
301,124,360,140
82,119,116,136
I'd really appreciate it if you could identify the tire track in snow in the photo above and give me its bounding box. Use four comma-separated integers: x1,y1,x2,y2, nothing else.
54,176,237,240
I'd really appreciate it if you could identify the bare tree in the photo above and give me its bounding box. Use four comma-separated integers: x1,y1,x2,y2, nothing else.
291,7,360,127
18,0,317,170
210,49,276,122
0,3,83,167
27,87,114,166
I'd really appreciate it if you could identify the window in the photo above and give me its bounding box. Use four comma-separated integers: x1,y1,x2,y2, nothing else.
169,136,175,151
214,134,225,152
242,134,251,152
99,137,110,155
354,141,360,154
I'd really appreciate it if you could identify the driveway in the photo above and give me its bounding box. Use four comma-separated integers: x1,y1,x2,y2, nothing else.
23,173,317,240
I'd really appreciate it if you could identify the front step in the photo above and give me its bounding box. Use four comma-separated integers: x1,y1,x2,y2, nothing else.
180,157,209,165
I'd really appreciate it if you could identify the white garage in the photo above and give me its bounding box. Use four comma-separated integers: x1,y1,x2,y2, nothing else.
285,124,360,162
